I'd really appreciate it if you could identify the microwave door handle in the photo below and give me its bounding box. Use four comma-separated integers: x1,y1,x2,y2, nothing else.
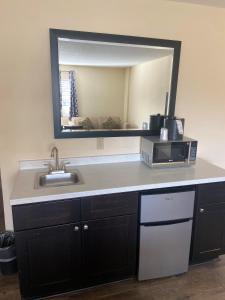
187,142,191,164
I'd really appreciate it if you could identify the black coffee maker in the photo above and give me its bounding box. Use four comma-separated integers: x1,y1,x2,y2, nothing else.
149,114,165,134
149,93,185,140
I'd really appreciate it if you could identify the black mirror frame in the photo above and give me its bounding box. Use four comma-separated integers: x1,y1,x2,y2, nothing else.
50,29,181,139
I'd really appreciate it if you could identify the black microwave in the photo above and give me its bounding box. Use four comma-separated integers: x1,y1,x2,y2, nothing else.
141,136,198,167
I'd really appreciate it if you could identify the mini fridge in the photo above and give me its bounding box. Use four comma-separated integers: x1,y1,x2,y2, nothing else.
138,189,195,281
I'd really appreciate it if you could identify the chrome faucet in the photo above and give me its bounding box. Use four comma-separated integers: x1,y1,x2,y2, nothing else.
50,146,60,171
46,146,69,173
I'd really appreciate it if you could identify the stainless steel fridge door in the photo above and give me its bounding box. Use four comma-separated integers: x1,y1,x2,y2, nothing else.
138,220,193,281
141,191,195,223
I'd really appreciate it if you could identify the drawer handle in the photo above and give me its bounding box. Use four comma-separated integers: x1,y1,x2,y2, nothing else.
73,226,79,232
200,208,205,213
83,224,89,231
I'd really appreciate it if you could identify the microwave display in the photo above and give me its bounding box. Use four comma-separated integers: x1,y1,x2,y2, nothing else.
153,142,189,163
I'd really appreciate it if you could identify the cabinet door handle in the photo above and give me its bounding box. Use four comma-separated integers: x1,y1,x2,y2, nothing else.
73,226,79,232
83,224,89,231
200,208,204,213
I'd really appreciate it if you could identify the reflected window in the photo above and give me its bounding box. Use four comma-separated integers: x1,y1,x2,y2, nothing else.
60,70,79,120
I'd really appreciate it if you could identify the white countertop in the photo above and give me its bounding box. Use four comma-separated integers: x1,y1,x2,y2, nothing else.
10,159,225,206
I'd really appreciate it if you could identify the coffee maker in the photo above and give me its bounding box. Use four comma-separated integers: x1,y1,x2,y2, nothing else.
149,93,185,140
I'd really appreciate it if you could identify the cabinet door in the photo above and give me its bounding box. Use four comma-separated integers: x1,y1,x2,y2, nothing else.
82,215,137,286
16,223,81,299
191,204,225,262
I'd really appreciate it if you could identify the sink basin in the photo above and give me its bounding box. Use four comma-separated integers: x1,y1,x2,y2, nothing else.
35,170,83,189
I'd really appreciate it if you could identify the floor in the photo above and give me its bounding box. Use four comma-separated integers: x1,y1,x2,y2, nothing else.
2,258,225,300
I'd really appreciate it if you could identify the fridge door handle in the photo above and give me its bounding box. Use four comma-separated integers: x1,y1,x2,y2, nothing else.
141,218,192,227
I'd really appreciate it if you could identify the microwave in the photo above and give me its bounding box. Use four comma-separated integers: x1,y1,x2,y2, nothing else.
141,136,198,167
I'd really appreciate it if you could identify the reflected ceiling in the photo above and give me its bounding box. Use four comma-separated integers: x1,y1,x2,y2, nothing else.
58,39,173,67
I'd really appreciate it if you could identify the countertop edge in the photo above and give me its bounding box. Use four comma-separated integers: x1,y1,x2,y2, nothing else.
10,176,225,206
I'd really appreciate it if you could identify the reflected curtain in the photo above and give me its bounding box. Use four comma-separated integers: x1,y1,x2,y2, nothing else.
69,71,79,120
59,71,62,111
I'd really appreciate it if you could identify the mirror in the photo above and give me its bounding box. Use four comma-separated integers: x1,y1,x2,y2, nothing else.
50,30,181,138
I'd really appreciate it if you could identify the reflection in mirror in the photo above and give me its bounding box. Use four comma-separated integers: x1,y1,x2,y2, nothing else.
58,38,174,132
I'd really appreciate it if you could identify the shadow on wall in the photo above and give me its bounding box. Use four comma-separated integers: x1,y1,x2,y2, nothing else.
0,172,5,231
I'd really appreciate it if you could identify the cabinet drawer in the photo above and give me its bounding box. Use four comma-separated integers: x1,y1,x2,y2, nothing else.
12,199,81,231
198,182,225,205
81,192,138,220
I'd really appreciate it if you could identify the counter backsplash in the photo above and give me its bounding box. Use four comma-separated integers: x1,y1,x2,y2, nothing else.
19,153,141,170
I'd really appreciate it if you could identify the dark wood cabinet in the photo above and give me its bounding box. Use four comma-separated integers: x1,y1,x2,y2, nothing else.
13,192,138,299
191,182,225,262
82,215,137,286
191,204,225,261
16,223,82,299
13,182,225,298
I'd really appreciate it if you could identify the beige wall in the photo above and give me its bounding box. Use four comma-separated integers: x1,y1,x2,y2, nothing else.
60,65,126,119
1,0,225,229
127,55,172,128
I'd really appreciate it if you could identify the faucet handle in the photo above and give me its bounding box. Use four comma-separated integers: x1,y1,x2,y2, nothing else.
43,162,53,173
60,161,70,171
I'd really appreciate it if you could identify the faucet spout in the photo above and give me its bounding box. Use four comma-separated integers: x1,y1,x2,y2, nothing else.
50,146,60,171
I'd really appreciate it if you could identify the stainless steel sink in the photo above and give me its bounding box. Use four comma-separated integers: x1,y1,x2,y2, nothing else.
35,170,83,189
